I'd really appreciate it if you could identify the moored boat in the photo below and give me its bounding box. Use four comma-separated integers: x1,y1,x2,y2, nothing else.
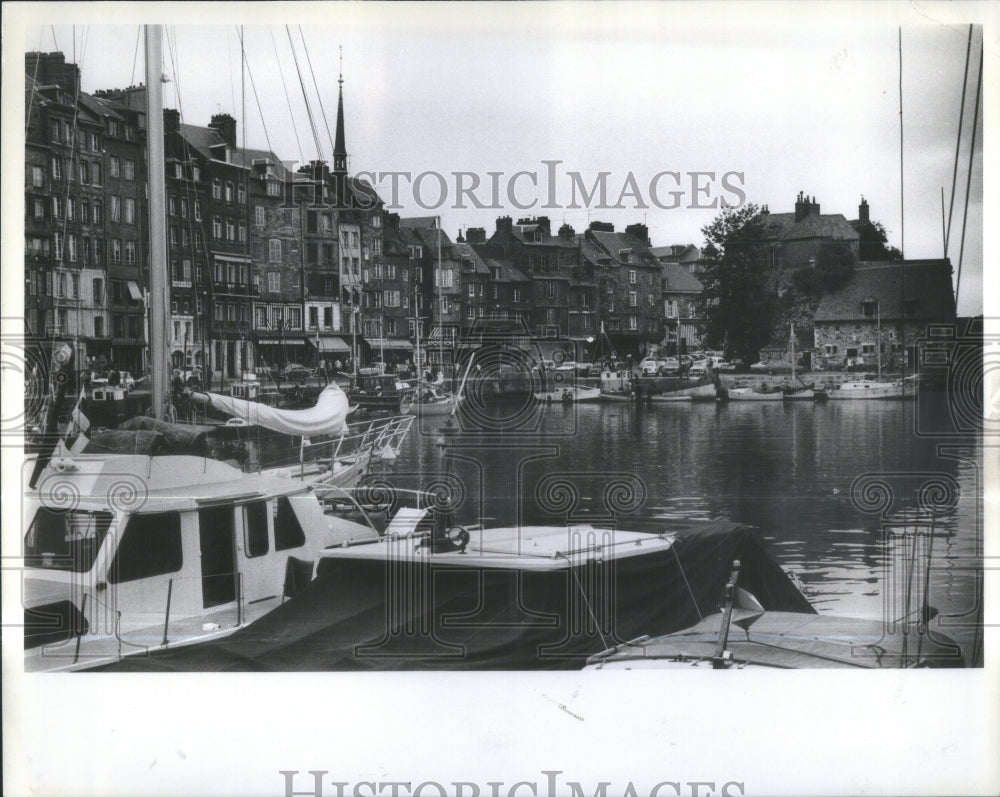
727,385,784,401
826,377,915,400
534,386,602,403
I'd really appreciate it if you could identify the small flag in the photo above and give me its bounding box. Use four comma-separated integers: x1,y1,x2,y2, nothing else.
58,388,91,456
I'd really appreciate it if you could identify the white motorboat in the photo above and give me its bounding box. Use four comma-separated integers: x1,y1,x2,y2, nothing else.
727,386,785,402
533,386,602,403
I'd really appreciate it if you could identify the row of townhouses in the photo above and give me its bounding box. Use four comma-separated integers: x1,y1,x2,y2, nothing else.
24,50,955,384
24,51,705,383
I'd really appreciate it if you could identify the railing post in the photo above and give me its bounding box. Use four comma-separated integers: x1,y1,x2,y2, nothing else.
162,578,173,647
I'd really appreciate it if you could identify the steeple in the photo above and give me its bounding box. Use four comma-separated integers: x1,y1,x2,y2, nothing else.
333,46,347,175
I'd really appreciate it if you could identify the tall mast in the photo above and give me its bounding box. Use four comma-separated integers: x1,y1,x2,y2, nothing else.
437,218,443,375
790,322,795,383
145,25,168,418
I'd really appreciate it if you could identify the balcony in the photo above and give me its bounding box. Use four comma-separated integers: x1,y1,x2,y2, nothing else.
212,281,259,296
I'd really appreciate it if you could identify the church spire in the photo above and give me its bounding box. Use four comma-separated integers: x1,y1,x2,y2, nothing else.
333,46,347,175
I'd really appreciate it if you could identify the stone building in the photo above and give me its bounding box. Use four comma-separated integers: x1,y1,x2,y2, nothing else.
812,260,956,371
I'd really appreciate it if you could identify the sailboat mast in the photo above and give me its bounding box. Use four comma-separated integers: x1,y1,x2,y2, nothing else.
790,322,795,383
437,217,443,376
145,25,168,419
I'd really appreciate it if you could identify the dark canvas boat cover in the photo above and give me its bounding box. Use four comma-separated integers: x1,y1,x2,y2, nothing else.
97,521,813,671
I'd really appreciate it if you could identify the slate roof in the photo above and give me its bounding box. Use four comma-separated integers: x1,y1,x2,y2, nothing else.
760,211,859,243
661,262,703,294
452,242,491,275
76,92,125,122
480,257,530,283
813,261,955,323
588,230,659,266
400,216,439,229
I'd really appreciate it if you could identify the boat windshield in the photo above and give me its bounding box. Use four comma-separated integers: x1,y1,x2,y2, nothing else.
24,507,114,572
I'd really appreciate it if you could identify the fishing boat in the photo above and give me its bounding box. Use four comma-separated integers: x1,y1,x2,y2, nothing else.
782,322,821,400
533,385,602,403
599,369,634,400
585,559,964,669
727,385,785,402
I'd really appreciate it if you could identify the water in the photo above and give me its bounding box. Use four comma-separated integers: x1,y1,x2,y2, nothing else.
381,393,983,663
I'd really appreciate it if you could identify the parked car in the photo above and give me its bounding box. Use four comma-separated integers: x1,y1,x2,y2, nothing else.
689,361,709,377
282,363,313,382
639,357,662,376
657,357,681,375
750,361,792,375
710,357,736,372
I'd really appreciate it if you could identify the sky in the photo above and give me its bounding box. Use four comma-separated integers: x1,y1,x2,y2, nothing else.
12,3,993,315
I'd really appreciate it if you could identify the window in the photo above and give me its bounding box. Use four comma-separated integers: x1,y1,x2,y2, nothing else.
68,235,77,263
111,239,122,264
52,196,62,220
125,198,136,224
90,132,101,152
324,306,334,328
225,181,234,202
255,306,268,328
244,502,269,557
108,512,183,583
513,288,522,303
51,157,62,180
212,218,222,239
24,508,113,573
53,233,63,262
169,196,177,216
94,316,104,337
110,195,121,222
109,156,121,178
237,183,246,204
212,179,222,199
194,199,202,221
862,301,877,318
192,165,200,182
125,242,137,265
226,219,235,240
409,245,422,259
629,291,637,307
468,283,476,298
92,201,102,224
862,344,876,355
372,214,381,229
32,165,44,187
255,206,265,226
628,315,638,330
268,239,281,263
93,239,103,264
266,180,280,197
123,159,135,181
288,307,302,329
170,227,178,246
182,228,190,246
93,278,104,303
628,270,637,284
547,282,557,298
89,162,102,185
268,272,280,293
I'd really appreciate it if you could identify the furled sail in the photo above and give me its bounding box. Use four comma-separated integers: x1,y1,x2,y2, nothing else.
192,385,349,436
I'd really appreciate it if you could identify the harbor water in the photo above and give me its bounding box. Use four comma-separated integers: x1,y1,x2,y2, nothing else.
380,391,982,665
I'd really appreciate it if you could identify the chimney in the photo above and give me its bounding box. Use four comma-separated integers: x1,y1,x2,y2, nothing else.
588,221,614,233
496,216,513,236
625,223,650,246
558,223,575,239
209,113,237,147
466,227,487,245
536,216,551,236
163,108,180,134
858,196,870,224
794,191,810,222
25,52,80,97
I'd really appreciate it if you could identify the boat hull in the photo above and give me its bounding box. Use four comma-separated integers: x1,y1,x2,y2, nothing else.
728,388,784,401
533,387,602,403
827,381,914,400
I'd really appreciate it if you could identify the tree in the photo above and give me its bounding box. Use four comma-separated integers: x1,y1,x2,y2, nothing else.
857,220,903,262
697,204,776,365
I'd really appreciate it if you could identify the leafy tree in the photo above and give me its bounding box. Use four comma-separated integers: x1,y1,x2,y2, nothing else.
857,220,903,262
791,242,857,300
697,204,776,365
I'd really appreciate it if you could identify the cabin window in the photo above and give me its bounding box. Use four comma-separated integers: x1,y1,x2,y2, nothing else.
108,512,183,583
24,508,113,572
244,502,269,558
273,497,305,551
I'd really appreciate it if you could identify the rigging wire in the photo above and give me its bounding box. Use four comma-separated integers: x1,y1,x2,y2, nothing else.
235,27,279,163
130,26,142,86
269,27,305,164
285,25,325,163
955,45,982,306
944,24,973,258
226,27,238,118
298,26,336,158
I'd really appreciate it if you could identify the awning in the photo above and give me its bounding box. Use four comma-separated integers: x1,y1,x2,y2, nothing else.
364,338,414,351
127,281,143,300
308,336,351,353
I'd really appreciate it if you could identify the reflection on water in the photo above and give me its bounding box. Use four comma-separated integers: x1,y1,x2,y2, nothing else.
386,394,982,664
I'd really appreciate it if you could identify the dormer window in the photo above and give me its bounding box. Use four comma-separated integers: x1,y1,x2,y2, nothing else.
862,300,877,318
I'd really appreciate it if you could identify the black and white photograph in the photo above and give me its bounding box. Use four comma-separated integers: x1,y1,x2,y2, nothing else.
2,1,997,795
